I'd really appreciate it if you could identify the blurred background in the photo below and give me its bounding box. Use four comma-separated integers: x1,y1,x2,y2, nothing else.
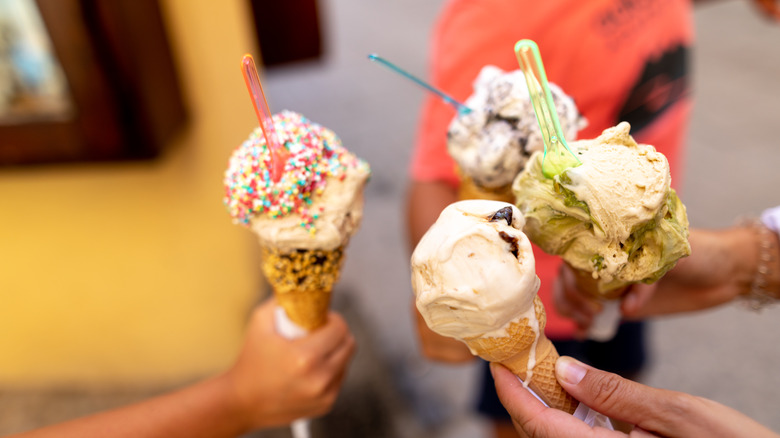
0,0,778,437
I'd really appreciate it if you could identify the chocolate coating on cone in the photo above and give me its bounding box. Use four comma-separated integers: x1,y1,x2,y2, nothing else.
261,246,344,330
465,296,578,413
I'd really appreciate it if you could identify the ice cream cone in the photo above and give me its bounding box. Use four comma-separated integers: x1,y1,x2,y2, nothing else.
464,296,578,414
456,167,515,203
260,246,345,331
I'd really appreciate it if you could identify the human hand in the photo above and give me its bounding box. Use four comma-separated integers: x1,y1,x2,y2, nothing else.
223,298,356,430
553,263,607,338
492,357,779,438
621,227,774,319
554,227,774,332
413,301,475,363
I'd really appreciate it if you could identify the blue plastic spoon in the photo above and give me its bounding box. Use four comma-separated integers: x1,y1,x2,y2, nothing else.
368,53,472,115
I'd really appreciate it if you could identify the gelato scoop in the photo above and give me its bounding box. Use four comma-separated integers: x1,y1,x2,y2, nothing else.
224,110,371,253
411,200,577,413
412,200,539,339
224,110,371,329
448,65,585,191
513,122,690,295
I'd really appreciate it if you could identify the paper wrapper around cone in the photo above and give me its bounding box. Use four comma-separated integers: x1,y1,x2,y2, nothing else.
464,296,578,414
455,167,515,203
260,246,345,331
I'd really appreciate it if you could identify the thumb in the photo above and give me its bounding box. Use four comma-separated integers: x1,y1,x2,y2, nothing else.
555,356,680,434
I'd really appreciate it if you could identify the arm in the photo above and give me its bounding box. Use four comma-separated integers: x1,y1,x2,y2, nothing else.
491,357,779,438
554,225,780,331
406,180,459,251
13,298,355,438
622,225,780,318
407,180,474,363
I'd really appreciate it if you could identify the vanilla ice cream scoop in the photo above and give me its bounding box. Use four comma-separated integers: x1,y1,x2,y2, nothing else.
411,200,540,340
447,66,585,189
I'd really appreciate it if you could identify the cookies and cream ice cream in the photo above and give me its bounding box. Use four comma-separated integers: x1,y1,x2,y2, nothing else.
513,122,690,295
447,65,585,190
411,200,577,413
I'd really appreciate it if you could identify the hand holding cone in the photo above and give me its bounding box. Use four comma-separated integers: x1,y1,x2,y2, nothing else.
465,296,577,413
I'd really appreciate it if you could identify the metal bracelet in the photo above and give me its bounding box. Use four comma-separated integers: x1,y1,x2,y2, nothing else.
740,218,779,311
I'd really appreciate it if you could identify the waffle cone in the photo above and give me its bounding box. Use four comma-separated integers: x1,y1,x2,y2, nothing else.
456,168,515,203
260,246,345,331
568,264,629,300
464,296,578,414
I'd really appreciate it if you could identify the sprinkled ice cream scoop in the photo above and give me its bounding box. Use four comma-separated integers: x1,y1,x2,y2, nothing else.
224,110,371,251
224,110,371,329
448,65,585,194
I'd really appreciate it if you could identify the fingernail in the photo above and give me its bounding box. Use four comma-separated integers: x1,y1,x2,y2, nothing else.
556,356,587,385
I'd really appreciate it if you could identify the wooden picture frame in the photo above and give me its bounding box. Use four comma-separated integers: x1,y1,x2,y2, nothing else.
0,0,187,165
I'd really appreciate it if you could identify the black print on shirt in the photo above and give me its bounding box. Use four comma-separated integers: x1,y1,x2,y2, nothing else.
616,44,690,134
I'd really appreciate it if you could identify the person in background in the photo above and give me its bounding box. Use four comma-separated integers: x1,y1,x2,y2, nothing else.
493,206,780,437
10,298,356,438
408,0,695,436
408,2,779,436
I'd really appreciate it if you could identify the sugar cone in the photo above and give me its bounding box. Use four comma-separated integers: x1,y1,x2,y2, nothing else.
456,167,515,203
260,246,345,331
464,296,578,414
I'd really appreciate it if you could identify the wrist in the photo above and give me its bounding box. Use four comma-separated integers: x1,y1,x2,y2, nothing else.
736,218,780,309
215,371,255,435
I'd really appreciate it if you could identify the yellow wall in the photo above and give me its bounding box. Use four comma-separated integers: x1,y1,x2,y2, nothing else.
0,0,266,387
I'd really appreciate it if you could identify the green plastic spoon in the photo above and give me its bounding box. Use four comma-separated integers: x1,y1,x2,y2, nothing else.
515,40,580,179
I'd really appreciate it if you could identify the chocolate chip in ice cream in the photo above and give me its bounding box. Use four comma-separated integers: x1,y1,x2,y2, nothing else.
489,206,514,226
498,231,519,258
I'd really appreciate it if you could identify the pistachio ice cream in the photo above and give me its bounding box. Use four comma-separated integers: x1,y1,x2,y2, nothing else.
513,122,690,295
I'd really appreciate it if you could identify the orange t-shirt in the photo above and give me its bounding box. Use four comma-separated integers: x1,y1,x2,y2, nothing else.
411,0,694,338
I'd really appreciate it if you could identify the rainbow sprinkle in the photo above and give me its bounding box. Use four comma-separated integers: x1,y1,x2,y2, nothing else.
223,111,369,231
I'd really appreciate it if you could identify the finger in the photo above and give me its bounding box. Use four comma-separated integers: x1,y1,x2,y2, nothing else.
491,363,600,438
490,363,549,424
554,279,599,333
620,284,656,318
629,427,661,437
556,268,603,317
319,348,353,403
556,356,690,435
249,297,281,335
311,333,355,405
297,311,350,356
323,330,356,371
